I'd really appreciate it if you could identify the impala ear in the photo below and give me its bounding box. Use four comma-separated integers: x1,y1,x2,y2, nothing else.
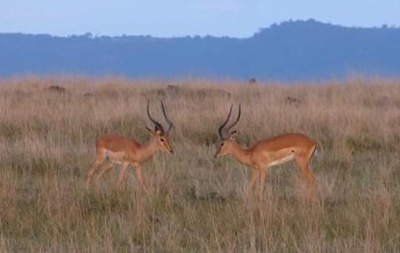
146,126,154,134
228,130,238,140
147,126,163,136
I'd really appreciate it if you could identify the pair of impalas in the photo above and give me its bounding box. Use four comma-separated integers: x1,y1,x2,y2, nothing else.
86,101,319,191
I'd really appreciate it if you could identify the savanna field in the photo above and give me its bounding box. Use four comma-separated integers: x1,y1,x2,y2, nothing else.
1,76,400,252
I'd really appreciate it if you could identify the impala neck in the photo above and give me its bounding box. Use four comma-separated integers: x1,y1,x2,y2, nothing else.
137,137,159,162
230,142,252,166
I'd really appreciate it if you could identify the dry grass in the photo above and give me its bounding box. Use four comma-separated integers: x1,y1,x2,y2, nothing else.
1,76,400,252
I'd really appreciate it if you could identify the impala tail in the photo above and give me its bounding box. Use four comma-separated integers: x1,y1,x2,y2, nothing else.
312,142,321,159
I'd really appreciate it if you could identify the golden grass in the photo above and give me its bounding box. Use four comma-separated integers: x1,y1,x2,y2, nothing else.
1,76,400,252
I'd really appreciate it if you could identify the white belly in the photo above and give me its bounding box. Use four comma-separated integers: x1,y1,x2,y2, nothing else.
268,153,295,167
105,150,126,165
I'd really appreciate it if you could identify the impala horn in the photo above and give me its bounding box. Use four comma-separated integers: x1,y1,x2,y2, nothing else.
147,100,165,133
218,104,241,139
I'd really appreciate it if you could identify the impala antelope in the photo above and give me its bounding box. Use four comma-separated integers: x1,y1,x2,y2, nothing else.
215,105,319,195
86,101,174,189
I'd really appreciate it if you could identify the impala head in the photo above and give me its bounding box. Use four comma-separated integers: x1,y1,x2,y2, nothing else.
147,101,174,153
215,104,241,158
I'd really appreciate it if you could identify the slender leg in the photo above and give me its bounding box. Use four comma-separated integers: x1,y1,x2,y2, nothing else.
295,151,316,185
117,162,130,189
87,158,105,189
87,148,108,189
134,164,144,186
259,167,268,198
248,168,260,190
295,151,317,199
300,164,317,199
301,165,316,185
98,163,114,182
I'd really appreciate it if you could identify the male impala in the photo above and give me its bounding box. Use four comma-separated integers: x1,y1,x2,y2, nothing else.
215,105,318,195
86,101,174,189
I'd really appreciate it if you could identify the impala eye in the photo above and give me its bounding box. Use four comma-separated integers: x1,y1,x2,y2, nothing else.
160,138,165,142
220,142,224,146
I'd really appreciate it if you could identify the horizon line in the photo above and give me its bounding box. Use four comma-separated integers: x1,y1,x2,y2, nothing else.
1,19,399,39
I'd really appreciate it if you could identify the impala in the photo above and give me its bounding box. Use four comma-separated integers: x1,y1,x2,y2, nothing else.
215,104,319,195
86,101,174,189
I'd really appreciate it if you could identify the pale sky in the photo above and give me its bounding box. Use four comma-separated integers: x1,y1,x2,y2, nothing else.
1,0,399,38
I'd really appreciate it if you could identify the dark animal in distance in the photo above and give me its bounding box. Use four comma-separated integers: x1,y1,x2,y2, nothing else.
285,96,302,107
248,78,257,85
45,85,67,94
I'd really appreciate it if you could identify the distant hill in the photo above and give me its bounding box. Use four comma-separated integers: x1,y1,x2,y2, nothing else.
1,19,400,81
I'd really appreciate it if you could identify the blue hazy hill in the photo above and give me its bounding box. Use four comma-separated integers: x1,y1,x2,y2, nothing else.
1,19,399,81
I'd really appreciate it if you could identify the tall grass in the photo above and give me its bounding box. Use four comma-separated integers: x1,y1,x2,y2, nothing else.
1,76,400,252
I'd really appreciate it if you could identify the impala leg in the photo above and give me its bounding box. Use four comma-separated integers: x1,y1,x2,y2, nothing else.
295,152,317,199
302,165,316,185
98,163,114,182
248,168,260,190
117,162,130,189
299,162,316,185
87,152,106,189
134,164,144,186
295,151,315,184
259,167,268,198
300,164,317,199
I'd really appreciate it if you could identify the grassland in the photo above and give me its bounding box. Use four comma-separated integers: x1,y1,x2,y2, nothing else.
1,76,400,252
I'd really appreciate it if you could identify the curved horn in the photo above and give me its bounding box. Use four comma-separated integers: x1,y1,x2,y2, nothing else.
225,104,241,132
147,100,164,133
160,101,173,134
218,105,233,139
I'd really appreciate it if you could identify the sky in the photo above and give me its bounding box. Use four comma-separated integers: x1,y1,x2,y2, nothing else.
1,0,399,38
